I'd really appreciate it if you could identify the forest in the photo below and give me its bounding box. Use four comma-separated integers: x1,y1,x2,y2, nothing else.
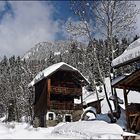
0,35,138,122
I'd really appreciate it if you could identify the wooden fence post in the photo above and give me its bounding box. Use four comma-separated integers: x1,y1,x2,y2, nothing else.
47,79,51,110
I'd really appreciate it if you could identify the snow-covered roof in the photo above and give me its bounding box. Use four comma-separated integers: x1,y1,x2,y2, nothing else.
84,93,104,104
83,106,97,114
29,62,89,87
82,87,105,104
112,38,140,68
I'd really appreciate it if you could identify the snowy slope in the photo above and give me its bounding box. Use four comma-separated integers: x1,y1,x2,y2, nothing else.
22,40,86,61
22,41,69,60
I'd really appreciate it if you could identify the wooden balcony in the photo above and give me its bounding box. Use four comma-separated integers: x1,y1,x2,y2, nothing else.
50,102,82,110
51,86,82,95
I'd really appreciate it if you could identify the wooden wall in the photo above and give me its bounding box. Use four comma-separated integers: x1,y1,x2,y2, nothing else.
34,79,48,127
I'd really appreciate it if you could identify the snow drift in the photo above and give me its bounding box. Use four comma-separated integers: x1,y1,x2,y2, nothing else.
52,120,123,139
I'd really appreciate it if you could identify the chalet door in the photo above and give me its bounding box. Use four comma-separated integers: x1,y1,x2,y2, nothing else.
65,115,72,122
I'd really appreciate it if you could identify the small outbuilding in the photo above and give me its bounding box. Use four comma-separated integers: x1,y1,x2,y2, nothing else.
29,62,89,127
112,69,140,132
82,86,104,114
112,38,140,133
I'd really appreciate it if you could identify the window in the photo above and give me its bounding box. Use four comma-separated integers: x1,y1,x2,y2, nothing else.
64,114,72,122
46,112,56,120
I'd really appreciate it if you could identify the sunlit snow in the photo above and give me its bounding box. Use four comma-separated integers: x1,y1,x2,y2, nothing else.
112,38,140,67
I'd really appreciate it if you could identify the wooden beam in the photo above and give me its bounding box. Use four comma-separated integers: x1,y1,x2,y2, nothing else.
126,89,130,95
126,72,140,85
47,79,51,110
123,88,130,131
124,88,128,108
81,93,83,106
113,70,140,91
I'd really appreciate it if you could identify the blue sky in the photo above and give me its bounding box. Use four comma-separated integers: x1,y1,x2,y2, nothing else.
0,1,140,57
52,1,73,21
51,1,75,40
0,1,14,23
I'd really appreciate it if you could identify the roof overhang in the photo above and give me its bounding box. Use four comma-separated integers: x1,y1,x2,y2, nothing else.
112,69,140,92
112,56,140,69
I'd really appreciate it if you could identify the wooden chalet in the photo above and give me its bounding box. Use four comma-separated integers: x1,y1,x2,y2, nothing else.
111,38,140,133
29,62,89,127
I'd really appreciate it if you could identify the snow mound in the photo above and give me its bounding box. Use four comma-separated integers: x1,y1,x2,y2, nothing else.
52,120,123,139
83,106,96,114
0,122,74,139
81,106,96,120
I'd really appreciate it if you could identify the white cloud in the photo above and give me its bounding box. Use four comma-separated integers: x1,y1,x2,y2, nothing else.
0,1,60,57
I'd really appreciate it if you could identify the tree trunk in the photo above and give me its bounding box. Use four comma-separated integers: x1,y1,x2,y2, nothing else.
8,100,15,122
103,84,116,123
